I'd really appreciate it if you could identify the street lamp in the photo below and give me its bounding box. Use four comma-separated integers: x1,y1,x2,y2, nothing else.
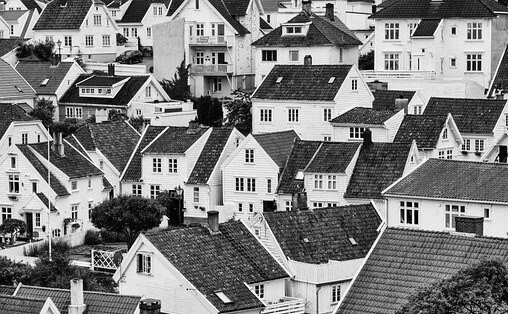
174,185,183,225
56,39,62,62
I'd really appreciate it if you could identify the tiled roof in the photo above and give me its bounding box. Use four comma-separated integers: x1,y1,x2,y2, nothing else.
252,65,353,101
35,192,59,212
393,114,447,149
70,121,140,173
277,140,322,194
384,158,508,203
34,0,93,30
143,126,208,154
412,18,440,37
263,204,382,264
490,45,508,97
64,134,89,157
0,10,28,21
222,0,250,16
16,61,75,95
76,75,126,86
121,125,167,181
370,0,508,19
119,0,151,23
252,130,299,168
145,221,288,313
305,142,360,173
372,90,416,111
0,285,17,295
336,227,508,314
330,107,397,125
187,127,233,185
252,12,361,47
15,284,141,314
20,0,43,12
259,17,272,29
60,74,149,107
0,38,26,57
345,142,411,199
0,295,47,314
0,103,33,139
19,9,34,39
0,58,36,102
260,0,277,11
423,97,506,134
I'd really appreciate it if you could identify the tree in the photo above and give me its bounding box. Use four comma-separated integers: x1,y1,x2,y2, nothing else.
196,96,223,127
116,33,128,46
160,60,191,100
223,90,252,135
30,98,55,128
128,115,145,133
0,219,26,244
108,109,128,122
156,190,183,226
0,257,31,286
397,260,508,314
91,195,165,248
359,50,374,70
16,40,55,61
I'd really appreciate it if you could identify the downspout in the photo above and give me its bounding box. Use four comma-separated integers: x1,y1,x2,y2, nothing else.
316,286,322,314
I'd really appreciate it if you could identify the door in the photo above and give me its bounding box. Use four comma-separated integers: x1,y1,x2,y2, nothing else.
25,213,33,238
499,145,507,163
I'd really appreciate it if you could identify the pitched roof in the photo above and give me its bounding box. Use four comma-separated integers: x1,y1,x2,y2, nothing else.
145,221,288,313
489,44,508,97
371,90,416,111
370,0,508,19
277,140,322,194
384,158,508,203
19,9,34,38
260,0,277,11
20,0,43,12
187,127,233,185
423,97,506,134
222,0,251,16
119,0,151,23
330,107,397,125
393,114,447,149
35,192,59,212
304,141,360,173
263,204,382,264
0,58,36,102
0,295,47,314
252,65,353,101
336,227,508,314
252,12,361,47
0,103,34,139
70,121,140,173
14,284,141,314
0,285,17,295
412,18,440,37
0,10,28,21
59,74,149,107
142,126,208,154
345,142,411,199
259,16,272,29
76,75,126,86
252,130,300,168
15,61,75,95
0,38,26,57
34,0,93,30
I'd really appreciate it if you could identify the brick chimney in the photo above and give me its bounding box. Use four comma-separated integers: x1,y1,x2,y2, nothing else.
325,3,334,21
455,216,483,236
52,132,65,157
68,279,86,314
292,191,308,210
108,63,115,76
207,210,219,233
139,299,161,314
302,0,311,14
362,128,372,147
394,96,409,114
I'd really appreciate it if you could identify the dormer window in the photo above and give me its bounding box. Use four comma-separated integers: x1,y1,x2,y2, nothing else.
286,26,302,34
276,77,283,83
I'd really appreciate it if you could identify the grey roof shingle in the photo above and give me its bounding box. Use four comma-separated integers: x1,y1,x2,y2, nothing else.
222,0,251,16
15,61,75,95
371,90,416,111
34,0,93,30
489,44,508,97
0,58,36,102
423,97,506,134
345,142,411,199
145,221,288,313
20,0,43,12
143,126,208,154
0,38,26,57
336,227,508,314
36,192,59,212
0,103,34,140
76,75,127,86
330,107,397,125
252,65,353,101
393,114,447,149
0,10,28,21
260,0,277,11
0,285,17,295
384,158,508,203
411,18,440,37
0,295,47,314
252,130,300,168
119,0,151,23
263,204,382,264
304,141,361,173
259,17,272,29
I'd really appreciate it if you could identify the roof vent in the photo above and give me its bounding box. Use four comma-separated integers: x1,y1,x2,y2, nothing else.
348,237,358,246
303,237,309,243
328,77,335,84
295,170,304,180
214,290,233,304
276,77,283,83
40,78,50,86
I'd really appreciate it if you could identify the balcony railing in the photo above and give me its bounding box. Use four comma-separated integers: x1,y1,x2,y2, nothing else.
262,297,306,314
190,64,233,75
360,70,436,80
189,35,234,46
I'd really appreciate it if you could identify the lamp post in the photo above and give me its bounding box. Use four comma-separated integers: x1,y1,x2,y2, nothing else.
175,185,183,225
56,39,62,62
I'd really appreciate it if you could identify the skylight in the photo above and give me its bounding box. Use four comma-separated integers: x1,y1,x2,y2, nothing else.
215,291,233,304
328,77,336,84
303,237,309,243
295,170,304,180
348,237,358,246
14,85,23,93
276,77,283,84
40,78,50,86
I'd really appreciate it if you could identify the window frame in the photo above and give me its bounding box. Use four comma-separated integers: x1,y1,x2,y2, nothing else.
384,22,400,40
445,204,466,229
399,201,419,225
137,253,153,274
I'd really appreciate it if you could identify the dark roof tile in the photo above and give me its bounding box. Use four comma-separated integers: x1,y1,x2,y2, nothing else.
411,18,440,36
34,0,93,30
489,44,508,97
0,38,26,57
305,141,360,173
393,114,447,149
143,126,207,154
76,75,127,86
259,17,272,29
16,61,75,95
330,107,397,125
252,130,299,168
0,285,17,295
372,90,416,111
36,192,59,212
119,0,151,23
0,58,36,101
0,103,34,139
0,295,47,313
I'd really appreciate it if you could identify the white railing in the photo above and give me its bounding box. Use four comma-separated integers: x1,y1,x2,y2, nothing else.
262,297,306,314
360,70,436,80
189,35,234,46
190,64,233,75
91,249,125,271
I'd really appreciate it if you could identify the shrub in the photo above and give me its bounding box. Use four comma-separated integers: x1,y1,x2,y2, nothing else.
23,240,70,257
84,230,102,245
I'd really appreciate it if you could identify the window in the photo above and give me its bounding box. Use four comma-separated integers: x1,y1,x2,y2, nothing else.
0,30,4,38
85,35,94,47
349,127,365,139
88,202,93,220
323,136,332,141
327,175,337,190
236,177,255,192
88,178,92,188
466,54,482,72
137,253,152,274
475,139,484,152
195,0,199,9
235,178,244,191
8,137,11,146
261,50,277,62
8,174,19,193
168,159,178,173
131,28,138,37
352,79,358,91
52,229,61,237
2,207,12,223
384,23,400,40
313,202,324,208
238,203,243,212
102,35,111,46
267,178,272,193
93,14,101,26
10,156,16,169
467,22,482,40
147,27,152,37
462,139,471,151
446,149,453,159
260,109,272,122
286,26,302,34
323,108,331,122
152,158,161,173
249,203,254,212
111,10,116,17
332,285,341,303
266,15,271,23
314,174,323,189
212,78,222,92
32,182,37,193
247,178,256,192
37,134,41,143
35,213,41,227
400,201,419,225
150,185,160,199
71,204,78,220
195,51,204,64
123,27,129,37
450,58,456,68
289,50,299,62
285,201,292,211
384,53,400,70
22,133,28,144
70,180,77,191
484,208,491,219
254,284,264,298
132,184,142,196
327,202,338,207
10,25,14,36
445,204,465,228
288,108,299,122
45,35,53,42
245,149,254,163
442,128,448,139
193,187,199,202
64,36,72,47
408,22,417,36
146,86,152,98
158,6,163,15
75,107,82,119
451,26,457,36
339,48,343,62
196,24,204,36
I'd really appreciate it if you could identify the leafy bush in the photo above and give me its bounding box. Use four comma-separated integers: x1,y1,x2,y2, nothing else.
23,240,70,257
16,40,55,61
84,230,102,245
99,230,127,243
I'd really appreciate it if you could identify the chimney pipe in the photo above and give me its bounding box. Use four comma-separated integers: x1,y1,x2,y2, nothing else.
52,132,65,157
207,210,219,233
302,0,311,14
362,129,372,147
325,3,334,21
0,1,5,11
304,55,312,65
108,63,115,76
394,97,409,114
139,299,161,314
68,279,86,314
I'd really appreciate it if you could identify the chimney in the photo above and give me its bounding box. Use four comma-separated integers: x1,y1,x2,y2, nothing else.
207,210,219,233
367,80,388,92
302,0,311,14
0,1,5,10
292,191,308,210
68,279,86,314
108,63,115,76
139,299,161,314
325,3,334,21
455,216,484,236
188,120,199,129
52,132,65,157
362,128,372,147
304,55,312,65
50,54,59,67
394,96,409,114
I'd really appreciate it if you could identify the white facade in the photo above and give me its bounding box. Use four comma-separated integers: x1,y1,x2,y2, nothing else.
117,2,168,48
0,120,51,158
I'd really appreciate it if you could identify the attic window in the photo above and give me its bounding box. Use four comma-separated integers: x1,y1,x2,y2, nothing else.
295,170,304,180
215,291,233,304
14,85,23,93
276,77,283,84
40,78,50,86
348,237,358,246
328,77,335,84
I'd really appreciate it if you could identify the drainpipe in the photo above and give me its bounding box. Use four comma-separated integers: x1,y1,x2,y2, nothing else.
316,286,322,314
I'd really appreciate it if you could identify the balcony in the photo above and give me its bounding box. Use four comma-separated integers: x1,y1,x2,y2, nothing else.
190,64,233,76
262,297,306,314
189,35,234,46
360,70,436,80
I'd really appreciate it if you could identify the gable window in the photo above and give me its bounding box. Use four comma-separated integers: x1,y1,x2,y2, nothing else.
64,36,72,47
146,86,152,98
111,10,117,17
8,175,19,193
261,50,277,62
466,54,482,72
384,53,400,70
451,26,457,36
168,159,178,173
102,35,111,46
99,160,104,169
195,0,199,9
150,185,160,199
71,180,78,191
442,128,448,140
71,204,78,220
475,139,484,152
323,108,332,122
267,178,272,193
384,23,399,40
21,133,28,144
132,184,142,196
245,149,254,163
332,285,341,303
467,22,482,40
10,156,16,169
137,253,152,274
254,284,264,299
8,137,11,146
445,204,465,229
314,174,323,189
249,203,254,212
327,175,337,190
85,35,94,47
123,28,129,37
131,28,138,37
288,108,299,122
349,127,365,139
289,50,299,62
196,24,204,36
147,27,152,37
400,201,419,225
2,207,12,223
260,109,272,122
351,79,358,91
93,14,101,26
193,187,199,202
152,158,162,173
339,48,343,62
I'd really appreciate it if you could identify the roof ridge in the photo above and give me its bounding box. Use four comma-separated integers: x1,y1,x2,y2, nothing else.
387,226,508,241
19,284,141,298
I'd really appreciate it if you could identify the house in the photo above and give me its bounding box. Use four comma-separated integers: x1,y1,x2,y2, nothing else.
66,121,140,195
251,64,374,140
0,58,36,108
248,203,382,314
369,0,508,90
260,0,278,28
221,130,299,219
114,214,304,314
153,0,264,97
423,97,508,161
0,14,8,38
371,89,426,115
32,0,119,63
382,158,508,237
2,0,44,39
251,3,361,85
393,113,463,159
